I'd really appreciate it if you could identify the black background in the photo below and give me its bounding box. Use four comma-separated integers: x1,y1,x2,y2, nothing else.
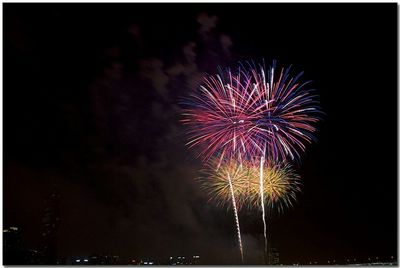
4,3,397,265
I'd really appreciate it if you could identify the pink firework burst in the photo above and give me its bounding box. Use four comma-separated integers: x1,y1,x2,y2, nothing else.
181,69,266,164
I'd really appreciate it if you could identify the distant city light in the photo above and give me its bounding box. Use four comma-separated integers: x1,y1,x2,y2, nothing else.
76,259,80,263
149,262,154,265
84,259,88,262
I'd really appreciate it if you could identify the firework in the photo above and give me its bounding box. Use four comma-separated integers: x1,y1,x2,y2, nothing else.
183,61,319,264
249,60,321,162
227,172,244,263
199,159,301,213
259,156,267,261
182,61,321,163
246,61,319,263
199,158,301,264
248,159,302,213
181,69,266,164
198,159,252,263
181,69,267,263
199,159,252,209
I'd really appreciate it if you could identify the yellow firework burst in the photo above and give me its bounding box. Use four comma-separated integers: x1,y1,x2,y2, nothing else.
198,159,254,210
248,160,302,213
198,159,301,213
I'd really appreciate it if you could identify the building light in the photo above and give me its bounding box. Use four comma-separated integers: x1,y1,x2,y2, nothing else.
10,227,18,231
3,230,8,233
170,257,172,260
76,259,81,263
84,259,88,262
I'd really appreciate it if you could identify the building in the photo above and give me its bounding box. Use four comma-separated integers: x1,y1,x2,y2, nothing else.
191,255,200,265
268,247,279,265
70,254,120,265
140,259,156,265
169,255,200,265
4,226,22,264
4,226,21,248
40,189,61,264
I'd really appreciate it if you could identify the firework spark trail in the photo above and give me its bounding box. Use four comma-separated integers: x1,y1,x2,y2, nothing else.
198,160,247,262
227,172,244,263
259,156,267,263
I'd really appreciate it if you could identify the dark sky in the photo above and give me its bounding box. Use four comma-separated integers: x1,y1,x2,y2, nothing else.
4,3,397,265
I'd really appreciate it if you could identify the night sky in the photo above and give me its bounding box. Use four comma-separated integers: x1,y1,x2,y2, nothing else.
4,3,397,265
